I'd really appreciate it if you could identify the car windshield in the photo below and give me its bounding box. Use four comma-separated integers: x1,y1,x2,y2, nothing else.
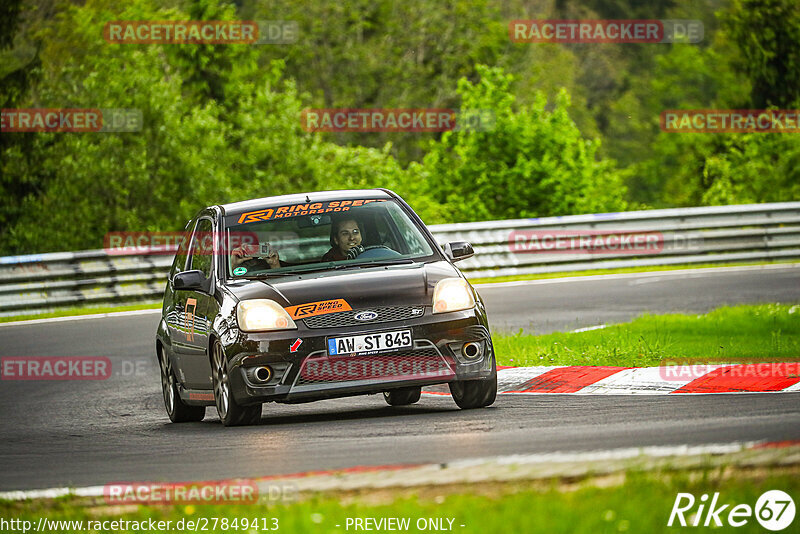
224,198,437,277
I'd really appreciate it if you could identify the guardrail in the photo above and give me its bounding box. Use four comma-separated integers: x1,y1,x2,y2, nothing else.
2,202,799,316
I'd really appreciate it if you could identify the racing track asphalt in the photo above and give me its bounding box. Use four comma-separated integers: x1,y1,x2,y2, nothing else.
1,265,799,491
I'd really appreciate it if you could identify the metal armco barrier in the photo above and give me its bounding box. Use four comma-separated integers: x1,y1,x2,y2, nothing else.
1,202,799,316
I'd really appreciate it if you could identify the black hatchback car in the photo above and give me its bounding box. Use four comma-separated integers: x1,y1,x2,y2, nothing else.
156,189,497,426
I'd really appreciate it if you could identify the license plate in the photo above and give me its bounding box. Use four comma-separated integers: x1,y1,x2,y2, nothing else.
327,329,412,356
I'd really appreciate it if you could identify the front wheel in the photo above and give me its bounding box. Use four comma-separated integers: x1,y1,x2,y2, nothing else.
383,386,421,406
449,368,497,409
212,341,261,426
159,347,205,423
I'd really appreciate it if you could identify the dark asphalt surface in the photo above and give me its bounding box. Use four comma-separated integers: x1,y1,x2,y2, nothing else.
479,264,800,333
1,265,799,491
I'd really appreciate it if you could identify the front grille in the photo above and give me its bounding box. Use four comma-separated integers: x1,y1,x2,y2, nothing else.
302,306,424,329
295,348,454,386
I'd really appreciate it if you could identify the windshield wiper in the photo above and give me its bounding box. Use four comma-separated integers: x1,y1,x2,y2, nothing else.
239,272,290,279
293,259,415,272
237,259,414,279
346,259,415,268
254,263,344,276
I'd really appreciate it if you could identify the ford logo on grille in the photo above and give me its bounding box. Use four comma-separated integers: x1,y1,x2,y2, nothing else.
354,311,378,321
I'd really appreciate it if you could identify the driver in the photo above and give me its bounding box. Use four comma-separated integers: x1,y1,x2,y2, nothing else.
322,218,365,261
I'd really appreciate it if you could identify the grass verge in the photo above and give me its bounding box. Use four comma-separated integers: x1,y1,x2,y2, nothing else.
1,465,797,533
493,303,800,367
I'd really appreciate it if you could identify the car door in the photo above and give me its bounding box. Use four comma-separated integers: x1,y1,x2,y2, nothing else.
172,216,216,389
165,218,194,384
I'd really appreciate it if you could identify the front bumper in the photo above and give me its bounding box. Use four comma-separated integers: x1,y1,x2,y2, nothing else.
222,307,494,405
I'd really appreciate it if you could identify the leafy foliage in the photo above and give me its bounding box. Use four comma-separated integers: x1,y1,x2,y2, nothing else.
722,0,800,108
419,66,626,221
2,0,800,254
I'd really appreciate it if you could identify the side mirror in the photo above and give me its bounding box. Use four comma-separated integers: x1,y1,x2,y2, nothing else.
443,241,474,262
172,270,205,290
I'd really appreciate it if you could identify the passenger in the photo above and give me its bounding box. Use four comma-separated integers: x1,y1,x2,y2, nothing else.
231,243,281,271
322,218,365,261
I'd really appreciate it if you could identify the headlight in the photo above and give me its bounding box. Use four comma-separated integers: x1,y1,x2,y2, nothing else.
432,278,475,314
236,299,297,332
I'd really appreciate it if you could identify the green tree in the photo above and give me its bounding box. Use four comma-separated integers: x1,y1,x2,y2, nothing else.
247,0,602,163
631,0,800,208
615,39,749,206
723,0,800,108
0,0,433,254
0,0,42,234
419,65,626,222
701,134,800,205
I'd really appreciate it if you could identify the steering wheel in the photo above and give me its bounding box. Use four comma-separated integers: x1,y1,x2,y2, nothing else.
354,245,401,260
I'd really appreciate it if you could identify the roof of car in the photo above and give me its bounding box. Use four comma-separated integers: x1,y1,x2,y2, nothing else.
218,189,394,216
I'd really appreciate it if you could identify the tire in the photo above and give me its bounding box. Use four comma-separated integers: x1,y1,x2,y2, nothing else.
159,346,205,423
449,365,497,410
211,340,262,426
383,386,421,406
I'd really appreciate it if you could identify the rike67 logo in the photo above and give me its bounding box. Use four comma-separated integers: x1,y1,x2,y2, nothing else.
669,490,795,531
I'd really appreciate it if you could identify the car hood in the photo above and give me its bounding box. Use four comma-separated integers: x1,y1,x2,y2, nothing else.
224,261,462,308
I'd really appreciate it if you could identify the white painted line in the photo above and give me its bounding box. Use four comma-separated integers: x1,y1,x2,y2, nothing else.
570,324,607,333
629,277,663,285
448,442,759,467
0,484,105,501
0,308,161,327
475,263,800,289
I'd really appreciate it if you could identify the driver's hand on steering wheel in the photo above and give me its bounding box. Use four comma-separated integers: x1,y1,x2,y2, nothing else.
346,244,365,260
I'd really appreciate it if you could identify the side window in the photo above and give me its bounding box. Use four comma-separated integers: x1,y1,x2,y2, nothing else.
188,218,214,278
169,219,195,278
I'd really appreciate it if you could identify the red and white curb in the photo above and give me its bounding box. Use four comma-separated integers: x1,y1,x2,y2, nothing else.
425,363,800,395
